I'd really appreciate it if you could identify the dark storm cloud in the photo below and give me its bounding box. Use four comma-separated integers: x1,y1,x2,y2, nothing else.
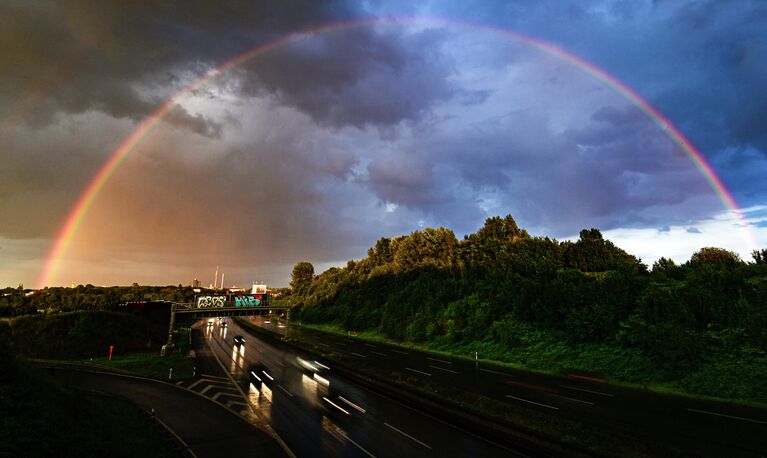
235,27,456,129
364,101,711,238
1,1,455,135
415,1,767,203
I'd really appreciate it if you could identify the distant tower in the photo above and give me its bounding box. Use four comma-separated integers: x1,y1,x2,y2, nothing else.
214,265,219,289
220,273,225,290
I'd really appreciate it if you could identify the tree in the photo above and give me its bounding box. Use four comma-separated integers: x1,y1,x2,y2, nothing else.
752,248,767,265
563,228,645,273
290,262,315,296
689,247,742,265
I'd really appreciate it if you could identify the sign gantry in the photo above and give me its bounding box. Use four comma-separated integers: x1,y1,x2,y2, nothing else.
165,293,291,348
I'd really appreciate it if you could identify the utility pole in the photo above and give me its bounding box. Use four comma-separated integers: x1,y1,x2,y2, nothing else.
165,303,177,350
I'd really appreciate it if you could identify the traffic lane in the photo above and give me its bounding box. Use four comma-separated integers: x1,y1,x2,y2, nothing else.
52,369,285,458
213,319,517,458
205,322,351,457
251,319,767,456
192,322,229,378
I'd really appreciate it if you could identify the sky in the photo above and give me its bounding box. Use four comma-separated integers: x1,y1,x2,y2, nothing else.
1,0,766,288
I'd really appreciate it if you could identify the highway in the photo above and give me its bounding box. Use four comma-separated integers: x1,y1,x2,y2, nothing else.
200,318,526,458
249,317,767,457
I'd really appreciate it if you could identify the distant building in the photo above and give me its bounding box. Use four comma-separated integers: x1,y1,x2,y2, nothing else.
252,283,267,294
192,278,201,288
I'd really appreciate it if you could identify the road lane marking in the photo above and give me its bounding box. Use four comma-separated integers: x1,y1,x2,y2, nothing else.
428,365,459,374
687,408,767,424
201,374,230,381
338,396,367,414
351,352,367,358
370,351,387,357
343,434,376,458
153,414,199,458
506,395,559,410
200,385,214,395
364,343,378,348
559,385,614,397
212,392,241,401
554,395,594,406
405,367,432,376
278,385,294,398
479,368,514,377
427,357,452,364
188,379,207,390
391,350,409,355
262,370,274,381
384,422,432,449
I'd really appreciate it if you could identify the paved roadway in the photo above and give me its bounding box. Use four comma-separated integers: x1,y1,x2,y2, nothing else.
53,369,286,458
199,318,527,458
250,317,767,457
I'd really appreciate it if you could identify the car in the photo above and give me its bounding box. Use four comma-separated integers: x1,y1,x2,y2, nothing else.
233,335,245,346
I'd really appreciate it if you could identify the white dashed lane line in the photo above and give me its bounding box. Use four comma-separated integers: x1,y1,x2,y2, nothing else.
351,352,367,358
391,349,409,355
404,367,432,376
370,351,387,357
554,394,594,406
384,422,432,450
687,408,767,424
559,385,614,397
426,357,452,365
278,385,294,398
428,365,459,374
506,395,559,410
479,368,514,377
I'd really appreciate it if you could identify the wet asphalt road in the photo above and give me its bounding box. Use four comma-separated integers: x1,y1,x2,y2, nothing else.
249,317,767,457
200,319,523,458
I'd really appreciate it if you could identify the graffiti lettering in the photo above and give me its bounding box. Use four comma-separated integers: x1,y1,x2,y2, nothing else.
196,296,226,308
234,295,262,307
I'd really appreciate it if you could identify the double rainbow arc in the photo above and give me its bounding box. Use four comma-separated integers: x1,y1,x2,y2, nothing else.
36,17,755,288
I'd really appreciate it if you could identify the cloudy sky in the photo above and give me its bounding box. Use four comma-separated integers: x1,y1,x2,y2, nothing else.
1,0,766,288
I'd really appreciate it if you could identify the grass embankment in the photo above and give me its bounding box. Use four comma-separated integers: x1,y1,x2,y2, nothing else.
3,311,195,381
36,328,196,381
0,356,183,457
302,322,767,407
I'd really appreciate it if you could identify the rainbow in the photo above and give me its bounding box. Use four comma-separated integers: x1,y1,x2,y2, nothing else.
35,17,757,288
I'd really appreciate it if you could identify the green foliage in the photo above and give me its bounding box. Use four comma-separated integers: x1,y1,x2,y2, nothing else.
8,311,166,358
752,248,767,264
291,214,767,401
290,261,315,299
689,246,743,265
0,284,196,317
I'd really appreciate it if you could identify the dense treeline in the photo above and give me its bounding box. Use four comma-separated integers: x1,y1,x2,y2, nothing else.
293,215,767,400
0,284,196,317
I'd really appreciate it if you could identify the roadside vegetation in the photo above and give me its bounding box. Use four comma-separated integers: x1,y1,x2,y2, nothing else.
289,215,767,403
0,286,196,380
